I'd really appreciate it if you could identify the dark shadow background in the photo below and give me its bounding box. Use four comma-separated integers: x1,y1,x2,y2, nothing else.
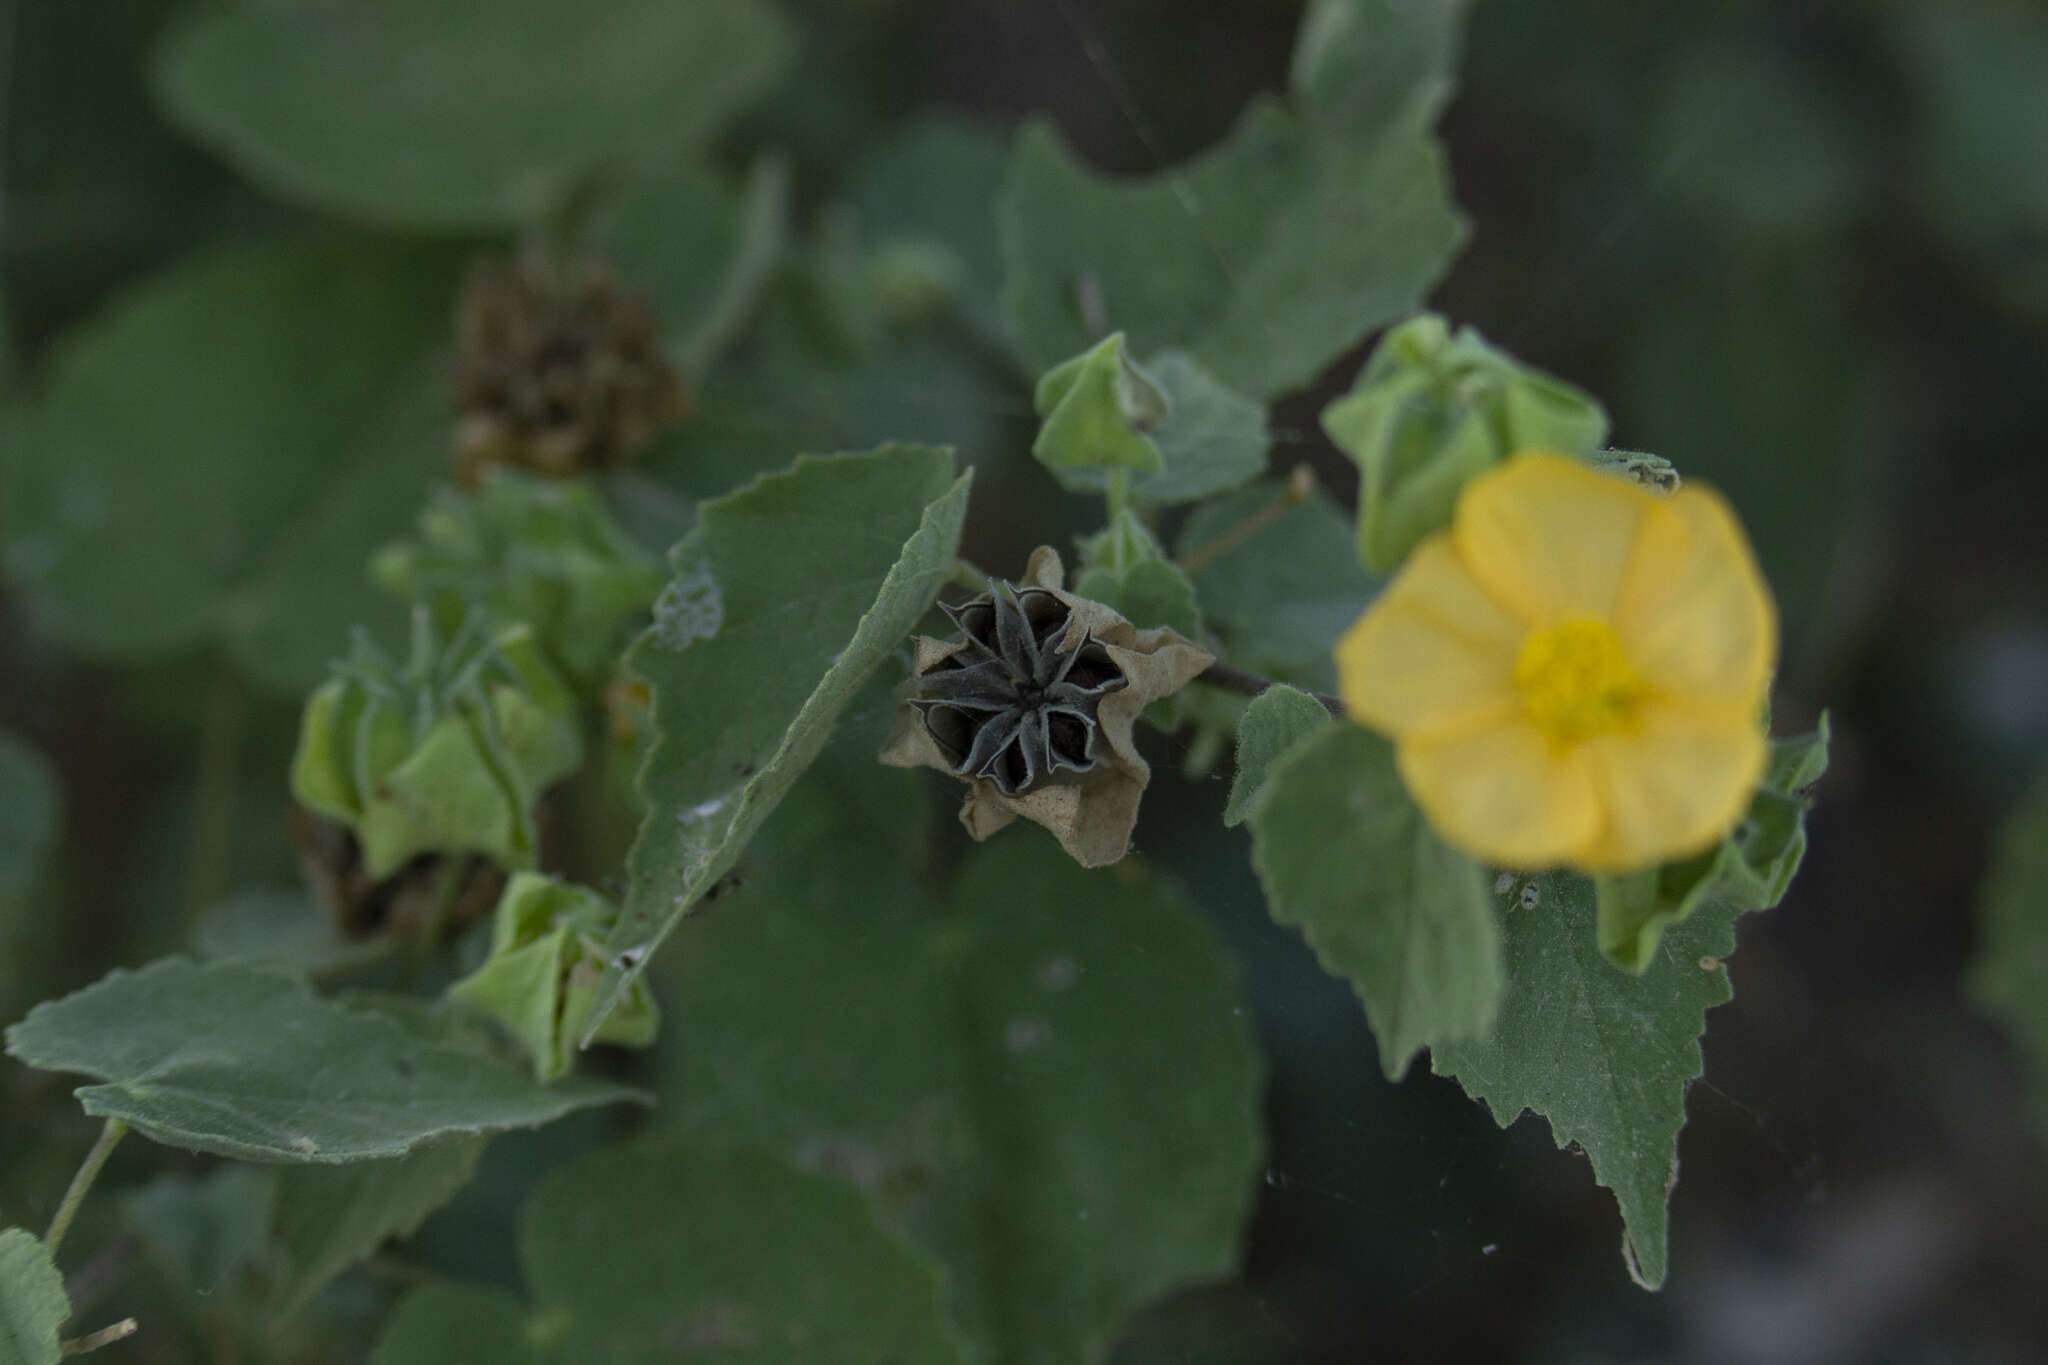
5,1,2046,1362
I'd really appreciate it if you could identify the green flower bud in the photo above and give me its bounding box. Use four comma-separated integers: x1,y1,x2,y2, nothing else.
288,610,583,880
866,238,964,330
446,872,659,1081
1032,333,1170,479
1321,314,1609,572
372,472,663,689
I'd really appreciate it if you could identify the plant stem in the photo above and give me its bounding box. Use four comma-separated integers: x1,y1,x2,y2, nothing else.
1195,662,1346,719
61,1319,138,1356
1105,469,1133,571
1177,463,1317,577
44,1119,126,1258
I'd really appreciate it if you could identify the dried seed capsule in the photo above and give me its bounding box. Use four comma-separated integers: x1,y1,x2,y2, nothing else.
451,253,687,486
882,547,1213,868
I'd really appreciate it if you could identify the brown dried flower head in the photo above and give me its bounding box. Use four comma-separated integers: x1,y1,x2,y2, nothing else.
452,253,687,486
881,547,1214,867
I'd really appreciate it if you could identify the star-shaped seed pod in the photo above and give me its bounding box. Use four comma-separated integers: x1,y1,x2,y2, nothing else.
882,546,1214,867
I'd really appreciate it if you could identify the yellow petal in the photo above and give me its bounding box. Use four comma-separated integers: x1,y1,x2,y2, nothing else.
1336,538,1524,742
1396,718,1601,868
1454,451,1653,623
1573,699,1768,872
1611,483,1777,705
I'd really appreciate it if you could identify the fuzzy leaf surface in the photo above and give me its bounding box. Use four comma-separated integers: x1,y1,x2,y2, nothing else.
373,1143,964,1365
274,1140,485,1312
4,959,642,1163
1224,685,1332,827
0,1229,66,1365
153,0,792,231
655,733,1262,1364
588,446,972,1039
1249,723,1501,1078
997,0,1468,398
1177,480,1379,693
1431,872,1740,1289
1,241,457,693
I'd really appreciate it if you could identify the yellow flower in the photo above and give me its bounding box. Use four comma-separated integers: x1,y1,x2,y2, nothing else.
1335,451,1776,873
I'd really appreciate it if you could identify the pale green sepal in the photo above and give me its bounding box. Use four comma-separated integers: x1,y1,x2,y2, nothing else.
1031,333,1168,477
1322,313,1609,572
449,874,657,1080
359,715,526,880
289,679,360,823
1595,714,1831,973
373,475,664,689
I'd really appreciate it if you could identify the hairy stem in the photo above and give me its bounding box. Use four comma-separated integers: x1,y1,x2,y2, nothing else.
1195,662,1346,719
1176,463,1317,576
44,1119,126,1259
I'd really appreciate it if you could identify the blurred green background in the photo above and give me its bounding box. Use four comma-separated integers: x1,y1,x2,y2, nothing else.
3,0,2046,1361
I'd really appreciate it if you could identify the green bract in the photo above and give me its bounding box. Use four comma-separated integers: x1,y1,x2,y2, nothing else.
1031,332,1169,479
1594,717,1830,972
1321,313,1609,572
371,473,663,689
290,611,582,880
448,873,658,1080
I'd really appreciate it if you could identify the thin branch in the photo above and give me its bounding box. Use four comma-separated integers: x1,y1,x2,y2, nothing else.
1195,662,1345,719
61,1319,138,1356
1176,463,1317,576
44,1119,126,1259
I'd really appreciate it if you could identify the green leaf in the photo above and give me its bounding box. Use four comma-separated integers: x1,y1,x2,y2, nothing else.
1031,334,1168,477
656,733,1262,1364
1224,686,1332,828
997,0,1468,398
2,240,459,694
849,117,1012,342
1249,723,1501,1079
275,1140,485,1314
1176,479,1378,693
193,888,390,978
1971,774,2048,1128
4,958,645,1163
374,1143,965,1365
1039,352,1267,505
586,446,972,1040
1595,716,1830,972
0,1228,67,1365
152,0,793,231
125,1166,278,1295
1432,873,1741,1290
372,1285,537,1365
600,155,792,380
1071,557,1204,641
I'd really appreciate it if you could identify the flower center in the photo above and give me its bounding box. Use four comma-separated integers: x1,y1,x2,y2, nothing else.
1513,616,1645,749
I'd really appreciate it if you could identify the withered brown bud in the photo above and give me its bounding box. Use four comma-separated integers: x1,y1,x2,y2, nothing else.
451,253,687,487
287,807,506,945
881,547,1214,868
